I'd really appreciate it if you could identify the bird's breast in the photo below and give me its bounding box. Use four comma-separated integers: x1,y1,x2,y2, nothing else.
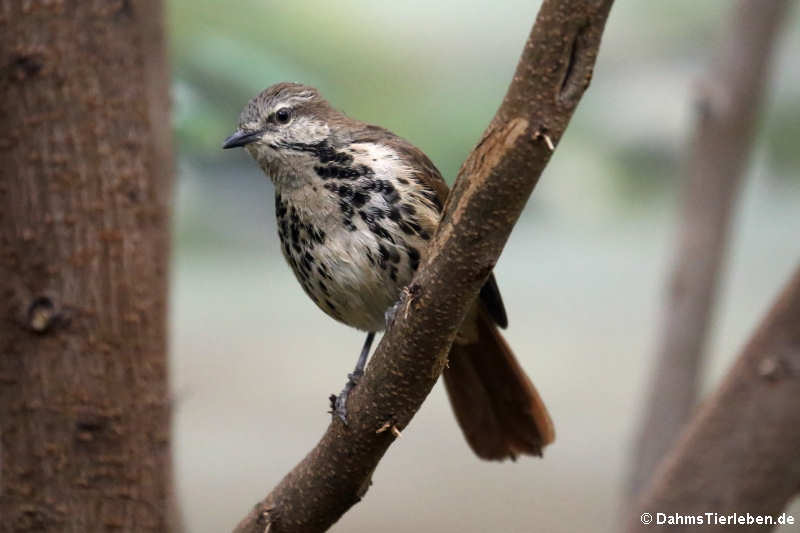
273,147,439,332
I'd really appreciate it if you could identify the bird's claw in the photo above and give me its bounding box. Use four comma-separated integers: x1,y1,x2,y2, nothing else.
330,370,363,424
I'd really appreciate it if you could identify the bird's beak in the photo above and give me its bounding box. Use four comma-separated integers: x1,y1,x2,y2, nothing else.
222,129,263,149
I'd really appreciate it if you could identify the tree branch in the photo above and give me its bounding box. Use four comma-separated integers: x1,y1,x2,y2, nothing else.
627,0,790,498
232,1,614,531
627,263,800,532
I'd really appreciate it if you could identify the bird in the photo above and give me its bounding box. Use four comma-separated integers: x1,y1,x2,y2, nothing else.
222,82,554,460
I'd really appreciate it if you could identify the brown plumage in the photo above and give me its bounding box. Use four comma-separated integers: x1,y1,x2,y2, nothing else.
446,305,555,459
223,82,554,460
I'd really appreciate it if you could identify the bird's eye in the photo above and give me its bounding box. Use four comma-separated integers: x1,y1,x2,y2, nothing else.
275,108,292,125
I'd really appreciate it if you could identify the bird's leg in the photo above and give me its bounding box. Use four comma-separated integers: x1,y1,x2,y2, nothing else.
331,331,375,423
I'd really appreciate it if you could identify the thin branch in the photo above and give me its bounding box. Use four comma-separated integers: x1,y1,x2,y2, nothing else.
627,263,800,532
231,1,614,532
627,0,790,498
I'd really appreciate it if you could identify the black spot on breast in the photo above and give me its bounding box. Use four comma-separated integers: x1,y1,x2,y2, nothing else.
315,164,370,180
359,209,394,243
338,184,353,198
335,167,357,179
400,203,416,215
378,244,389,269
317,147,335,163
372,223,393,243
399,222,414,235
317,264,332,280
303,251,315,264
376,180,400,204
286,140,353,165
315,166,332,179
388,207,401,222
407,247,420,271
275,194,287,218
339,200,354,216
310,226,325,244
358,210,373,225
352,191,369,207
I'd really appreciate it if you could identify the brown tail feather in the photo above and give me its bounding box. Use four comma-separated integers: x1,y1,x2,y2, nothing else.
443,305,555,460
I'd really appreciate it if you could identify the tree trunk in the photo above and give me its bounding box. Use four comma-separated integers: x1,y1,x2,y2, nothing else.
627,0,789,499
0,1,173,532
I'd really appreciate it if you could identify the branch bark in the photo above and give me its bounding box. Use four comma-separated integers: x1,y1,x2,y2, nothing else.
0,1,174,531
232,1,614,532
627,263,800,532
627,0,790,498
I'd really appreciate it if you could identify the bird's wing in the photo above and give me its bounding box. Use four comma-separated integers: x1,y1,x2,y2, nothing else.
352,123,508,328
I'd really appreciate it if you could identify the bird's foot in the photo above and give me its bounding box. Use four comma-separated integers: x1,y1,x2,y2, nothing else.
330,371,363,424
384,284,420,331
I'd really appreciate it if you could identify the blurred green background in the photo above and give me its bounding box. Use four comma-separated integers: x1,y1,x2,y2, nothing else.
167,1,800,531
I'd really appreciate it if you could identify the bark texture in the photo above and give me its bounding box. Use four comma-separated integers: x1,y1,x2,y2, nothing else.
0,1,173,532
233,1,614,532
627,264,800,532
627,0,790,498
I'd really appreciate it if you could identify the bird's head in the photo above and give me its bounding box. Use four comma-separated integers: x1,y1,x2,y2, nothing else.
222,82,344,184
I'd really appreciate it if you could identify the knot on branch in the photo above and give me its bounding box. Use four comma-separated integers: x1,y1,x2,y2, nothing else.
255,506,275,533
7,51,46,82
26,296,69,334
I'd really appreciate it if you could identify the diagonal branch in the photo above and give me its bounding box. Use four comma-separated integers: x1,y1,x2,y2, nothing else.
232,1,614,531
627,0,790,498
627,263,800,532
